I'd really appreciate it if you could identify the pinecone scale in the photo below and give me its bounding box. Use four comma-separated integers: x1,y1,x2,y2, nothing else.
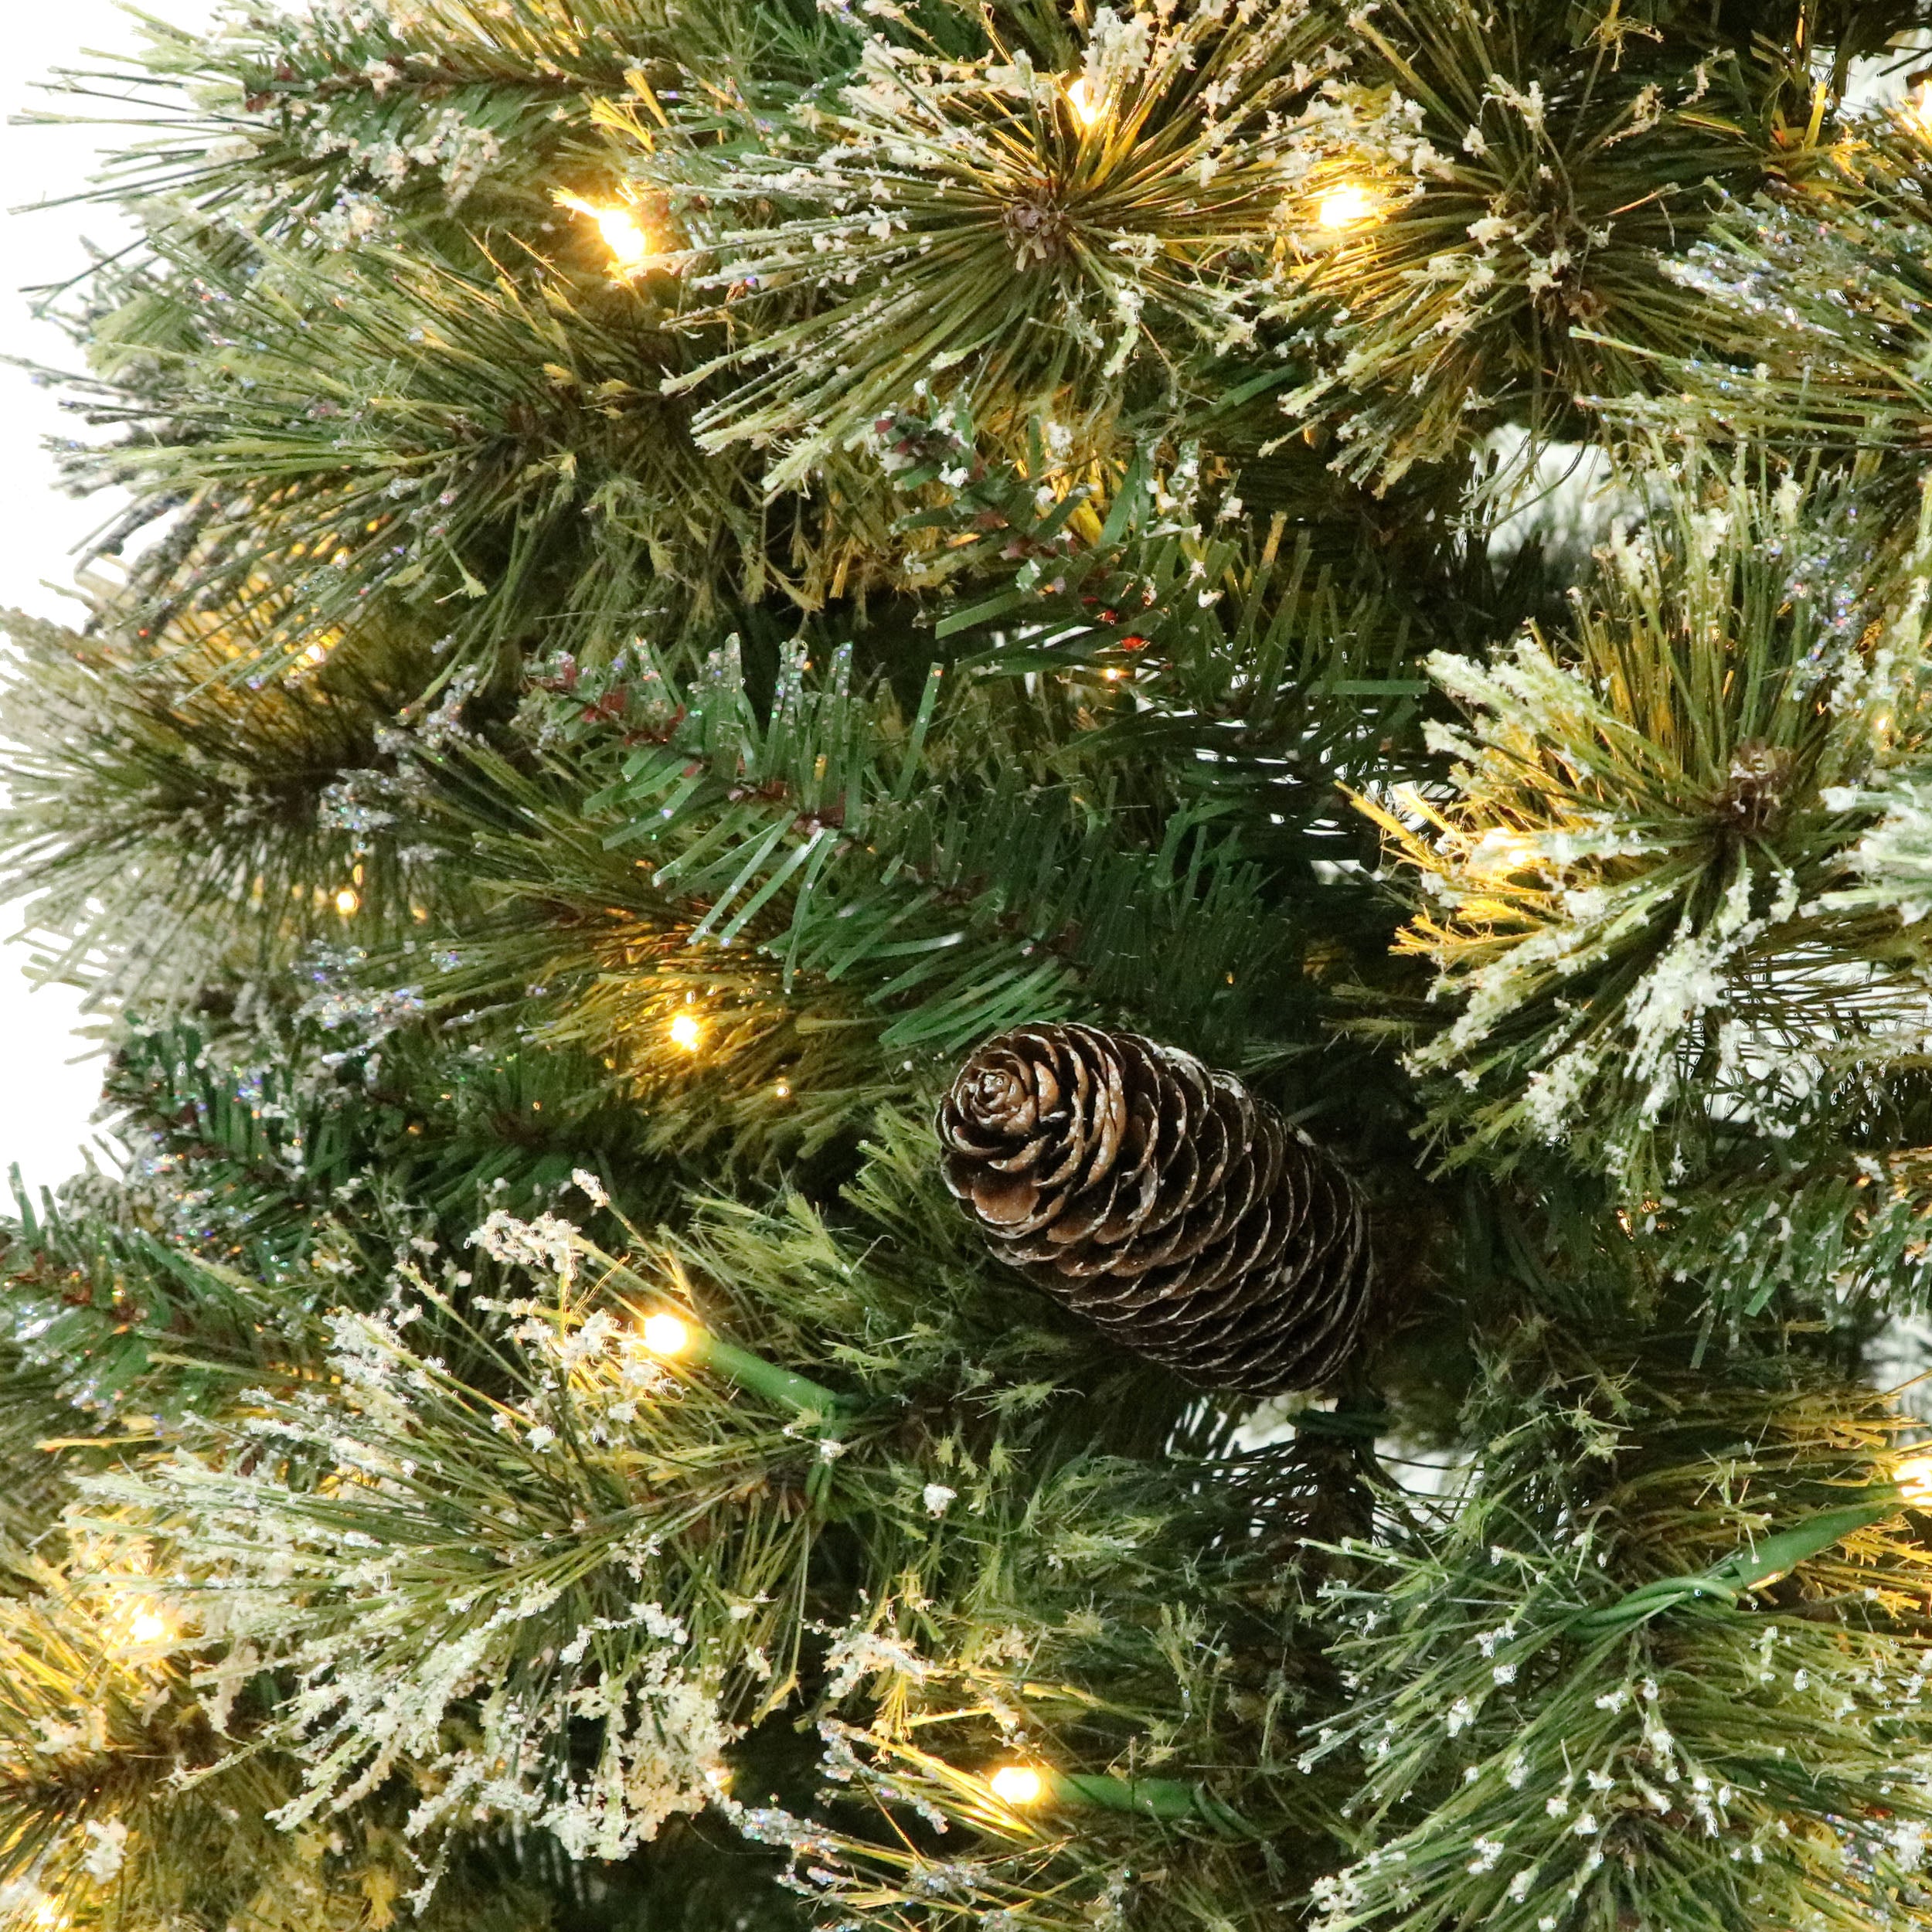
938,1025,1373,1394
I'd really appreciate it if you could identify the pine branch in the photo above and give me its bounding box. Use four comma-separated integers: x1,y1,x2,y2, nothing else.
29,0,854,261
304,631,1311,1168
66,1108,1365,1899
1598,119,1932,532
0,1549,568,1932
1362,453,1932,1192
0,604,445,1004
1302,1321,1932,1932
42,229,770,677
872,403,1439,866
632,1,1332,489
1270,2,1834,485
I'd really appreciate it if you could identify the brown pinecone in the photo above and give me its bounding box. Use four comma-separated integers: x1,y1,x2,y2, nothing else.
937,1024,1373,1395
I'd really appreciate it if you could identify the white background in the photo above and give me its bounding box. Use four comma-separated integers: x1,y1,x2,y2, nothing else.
1,1,219,1198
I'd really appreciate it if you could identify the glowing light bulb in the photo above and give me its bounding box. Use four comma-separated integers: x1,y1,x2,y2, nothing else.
1065,75,1104,129
1905,80,1932,137
335,887,360,917
641,1312,692,1358
669,1012,703,1052
128,1608,169,1645
988,1764,1045,1805
1896,1451,1932,1506
1317,184,1377,231
596,207,653,270
563,194,655,272
1463,828,1538,883
32,1899,61,1929
773,1080,792,1100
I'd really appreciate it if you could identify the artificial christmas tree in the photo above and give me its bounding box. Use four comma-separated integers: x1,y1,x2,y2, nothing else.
15,3,1932,1930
